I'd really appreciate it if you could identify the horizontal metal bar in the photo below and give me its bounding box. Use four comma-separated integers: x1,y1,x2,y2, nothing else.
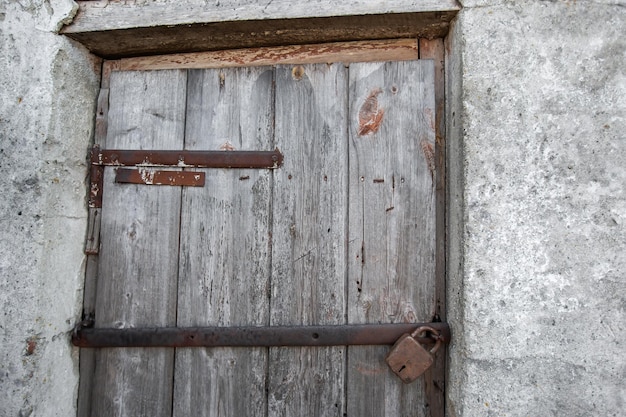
72,323,450,348
93,147,283,169
115,168,205,186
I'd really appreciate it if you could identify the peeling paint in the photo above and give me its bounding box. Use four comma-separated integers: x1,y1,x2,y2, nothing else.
138,167,156,185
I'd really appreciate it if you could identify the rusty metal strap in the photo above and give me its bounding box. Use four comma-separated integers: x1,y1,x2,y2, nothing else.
92,146,284,169
88,145,284,208
115,168,205,186
72,323,450,348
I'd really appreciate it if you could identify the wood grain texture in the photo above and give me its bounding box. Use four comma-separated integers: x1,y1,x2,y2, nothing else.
76,253,99,417
85,46,444,416
419,38,447,417
347,60,436,417
66,0,461,32
91,70,187,417
268,63,348,417
62,12,458,59
114,39,418,71
172,67,275,417
78,68,112,417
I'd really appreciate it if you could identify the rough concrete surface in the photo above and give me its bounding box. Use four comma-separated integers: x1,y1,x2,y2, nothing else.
447,1,625,416
0,1,100,416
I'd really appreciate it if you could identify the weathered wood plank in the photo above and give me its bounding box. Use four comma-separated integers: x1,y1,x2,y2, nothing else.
76,253,98,417
91,69,187,417
172,66,275,417
77,80,110,417
62,11,458,59
268,63,348,417
420,38,447,417
347,60,436,417
66,0,461,32
114,39,418,71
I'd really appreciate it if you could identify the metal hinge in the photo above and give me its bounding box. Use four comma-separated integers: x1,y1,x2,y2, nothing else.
89,145,284,208
84,145,284,254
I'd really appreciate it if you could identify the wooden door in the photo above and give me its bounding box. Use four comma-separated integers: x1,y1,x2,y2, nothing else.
84,44,441,417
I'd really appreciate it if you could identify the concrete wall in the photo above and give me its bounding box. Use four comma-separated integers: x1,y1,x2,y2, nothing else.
0,0,624,416
0,1,100,416
447,1,626,416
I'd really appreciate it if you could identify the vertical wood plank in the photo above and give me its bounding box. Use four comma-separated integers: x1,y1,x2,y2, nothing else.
347,60,436,417
78,74,110,417
92,69,187,417
268,63,348,417
172,67,274,417
420,38,447,417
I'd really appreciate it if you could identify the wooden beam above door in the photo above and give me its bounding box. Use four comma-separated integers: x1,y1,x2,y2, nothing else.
110,39,419,71
61,0,460,58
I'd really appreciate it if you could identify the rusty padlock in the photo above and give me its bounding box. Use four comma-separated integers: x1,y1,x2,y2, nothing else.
385,325,442,384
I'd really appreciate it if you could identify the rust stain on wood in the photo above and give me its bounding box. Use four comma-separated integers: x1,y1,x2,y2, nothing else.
356,362,386,376
420,139,435,181
358,88,385,136
424,107,436,131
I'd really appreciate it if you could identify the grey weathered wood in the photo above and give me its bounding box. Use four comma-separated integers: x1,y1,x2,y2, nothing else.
420,38,447,417
76,253,99,417
85,45,444,416
66,0,460,32
77,79,110,417
268,63,348,417
62,0,459,59
172,67,275,417
91,69,187,417
347,60,436,416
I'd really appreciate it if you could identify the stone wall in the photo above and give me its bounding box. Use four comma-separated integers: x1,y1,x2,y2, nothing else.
0,1,100,416
447,1,626,415
0,0,623,416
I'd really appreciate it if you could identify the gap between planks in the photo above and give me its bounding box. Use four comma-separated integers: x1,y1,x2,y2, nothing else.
107,39,419,71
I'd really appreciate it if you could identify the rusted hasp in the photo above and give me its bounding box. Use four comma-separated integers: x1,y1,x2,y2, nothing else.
72,323,450,348
88,145,284,208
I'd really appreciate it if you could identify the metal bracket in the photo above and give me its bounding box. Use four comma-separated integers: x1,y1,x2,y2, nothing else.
88,145,284,208
85,145,284,253
71,322,450,348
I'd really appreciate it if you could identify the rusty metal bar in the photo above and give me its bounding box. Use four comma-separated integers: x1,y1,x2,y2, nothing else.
72,323,450,348
87,145,283,207
93,147,284,169
115,168,206,186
